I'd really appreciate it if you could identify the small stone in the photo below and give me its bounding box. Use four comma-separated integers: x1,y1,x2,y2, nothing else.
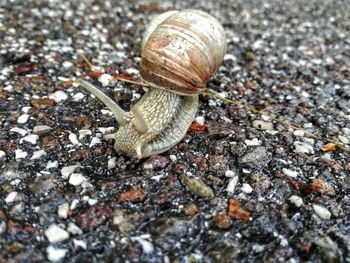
289,195,304,207
10,127,28,136
0,150,6,159
226,176,239,194
338,135,349,144
46,246,67,262
282,168,299,178
17,114,29,124
97,127,115,134
78,129,92,140
58,203,69,219
183,203,199,216
76,205,112,231
5,191,18,203
313,204,331,220
69,173,87,186
130,236,154,254
68,133,79,145
245,138,260,146
49,90,68,102
213,212,232,230
46,160,58,169
67,222,83,235
73,92,85,101
89,137,101,147
225,170,235,177
73,239,87,250
98,73,114,86
15,149,28,160
31,98,55,108
169,155,177,162
60,165,80,179
107,157,116,169
195,116,205,125
294,141,314,154
241,183,253,194
252,120,273,130
117,186,145,203
31,150,47,160
33,125,52,135
293,129,305,137
141,155,169,170
62,61,73,68
21,134,39,145
44,224,69,243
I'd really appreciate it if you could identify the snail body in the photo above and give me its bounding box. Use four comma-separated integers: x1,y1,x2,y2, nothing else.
77,10,226,159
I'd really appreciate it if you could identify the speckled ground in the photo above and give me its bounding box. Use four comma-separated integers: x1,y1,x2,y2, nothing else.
1,0,350,262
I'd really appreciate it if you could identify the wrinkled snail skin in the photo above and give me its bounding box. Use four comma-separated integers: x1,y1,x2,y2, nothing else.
76,9,226,159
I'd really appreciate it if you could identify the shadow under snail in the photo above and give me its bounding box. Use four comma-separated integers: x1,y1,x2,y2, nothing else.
76,9,227,159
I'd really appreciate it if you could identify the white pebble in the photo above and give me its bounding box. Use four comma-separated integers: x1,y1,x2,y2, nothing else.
131,236,154,254
67,222,83,235
46,160,58,169
97,127,115,134
312,204,331,220
10,127,28,136
0,150,6,159
58,203,69,219
33,125,51,134
60,165,80,179
169,155,177,162
49,90,68,102
293,141,314,154
289,195,304,207
5,191,18,203
89,137,102,147
282,168,299,178
338,135,349,144
226,176,239,194
46,246,67,262
73,92,85,101
62,61,73,68
68,133,79,145
69,173,87,186
17,114,29,124
31,150,47,160
241,183,253,194
70,199,80,210
21,134,39,145
15,149,28,160
22,106,32,113
101,109,113,116
195,116,205,125
107,157,116,170
88,199,98,206
45,224,69,243
98,73,114,86
245,138,260,146
293,129,305,137
73,239,87,250
78,129,92,140
225,170,235,177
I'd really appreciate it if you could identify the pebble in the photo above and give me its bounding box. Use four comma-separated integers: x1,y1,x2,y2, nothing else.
68,133,79,145
44,224,69,243
131,236,154,254
17,113,29,124
58,203,69,219
225,170,235,177
62,61,73,68
21,134,39,145
289,195,304,207
10,127,28,136
338,135,349,144
226,176,239,194
195,116,205,125
282,168,299,178
60,165,80,178
89,137,102,147
31,150,47,160
67,222,83,235
46,246,68,262
46,160,58,169
293,129,305,137
73,239,87,250
98,73,114,86
73,92,85,101
69,173,87,186
97,127,115,134
245,138,260,146
0,150,6,159
293,141,314,154
312,204,331,220
15,149,28,160
107,157,116,169
49,90,68,102
169,155,177,162
33,125,51,134
78,129,92,140
252,120,273,130
5,191,18,203
241,183,253,194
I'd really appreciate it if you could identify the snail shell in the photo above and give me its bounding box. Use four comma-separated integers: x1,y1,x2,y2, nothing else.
140,9,227,95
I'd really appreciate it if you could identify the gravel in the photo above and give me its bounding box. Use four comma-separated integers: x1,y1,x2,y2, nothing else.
1,0,350,262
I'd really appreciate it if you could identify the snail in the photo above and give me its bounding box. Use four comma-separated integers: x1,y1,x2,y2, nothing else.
76,9,227,159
